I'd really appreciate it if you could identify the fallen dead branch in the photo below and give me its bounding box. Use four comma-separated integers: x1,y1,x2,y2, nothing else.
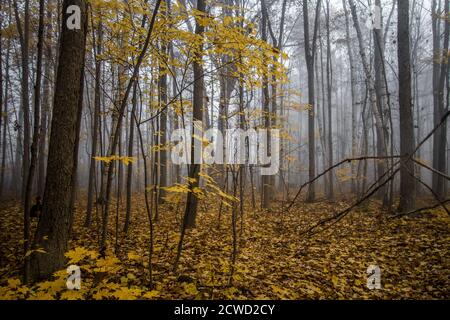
291,110,450,237
390,199,450,219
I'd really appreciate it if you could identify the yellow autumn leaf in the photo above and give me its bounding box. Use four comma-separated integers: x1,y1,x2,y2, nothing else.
60,290,84,300
332,275,339,287
142,290,159,299
65,247,98,264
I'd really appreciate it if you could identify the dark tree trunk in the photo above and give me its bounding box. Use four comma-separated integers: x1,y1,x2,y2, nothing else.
183,0,205,229
260,0,272,209
432,0,449,198
303,0,321,202
13,0,31,274
100,0,161,253
342,0,357,194
29,0,88,282
124,81,138,234
325,0,333,200
37,8,53,198
0,32,10,199
158,42,168,204
349,0,388,199
373,0,389,205
85,21,102,228
23,0,45,283
14,0,31,204
0,1,4,198
397,0,416,212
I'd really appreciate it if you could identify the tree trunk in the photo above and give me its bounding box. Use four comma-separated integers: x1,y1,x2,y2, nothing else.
158,42,168,204
124,81,138,234
183,0,205,229
85,21,102,227
373,0,389,204
37,8,53,198
342,0,357,194
23,0,45,283
1,33,10,199
397,0,416,212
13,0,31,203
303,0,321,202
349,0,388,198
100,0,162,252
325,0,333,200
29,0,88,282
0,2,4,198
432,0,449,198
260,0,272,209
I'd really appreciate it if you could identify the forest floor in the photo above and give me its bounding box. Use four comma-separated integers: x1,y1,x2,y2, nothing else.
0,195,449,299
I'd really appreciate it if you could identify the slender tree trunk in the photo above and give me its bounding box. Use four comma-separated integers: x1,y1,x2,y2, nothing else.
124,11,149,233
0,2,4,198
174,0,206,271
13,0,31,204
23,0,45,283
397,0,416,212
100,0,162,253
276,0,287,192
2,33,11,198
13,0,31,279
158,41,168,204
260,0,272,209
182,0,205,229
85,21,102,227
317,35,328,191
342,0,357,194
373,0,389,204
37,8,53,198
432,0,441,194
325,0,333,200
124,82,137,234
432,0,449,198
349,0,388,198
303,0,321,202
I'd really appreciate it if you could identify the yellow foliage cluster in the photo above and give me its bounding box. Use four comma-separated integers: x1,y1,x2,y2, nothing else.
86,0,288,119
0,247,157,300
94,155,136,165
161,170,239,207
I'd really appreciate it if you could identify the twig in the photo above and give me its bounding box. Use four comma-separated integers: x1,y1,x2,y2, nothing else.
295,110,450,236
390,199,450,218
300,167,399,236
412,158,450,181
283,155,401,213
404,165,450,215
